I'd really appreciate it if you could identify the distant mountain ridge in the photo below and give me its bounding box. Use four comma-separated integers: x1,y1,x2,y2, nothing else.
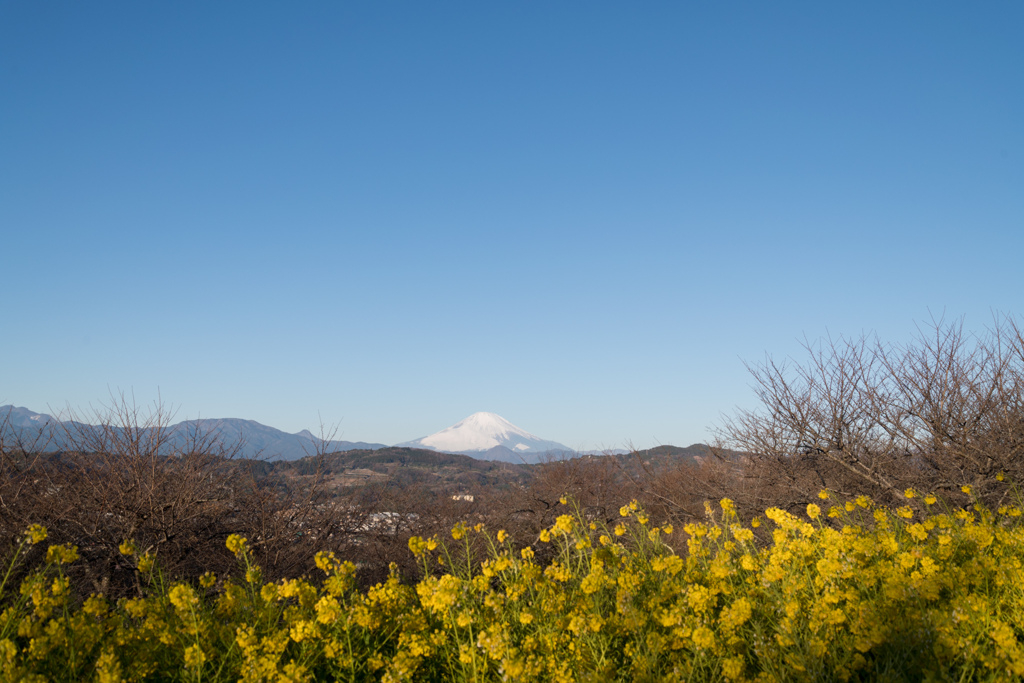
0,405,387,461
1,406,681,465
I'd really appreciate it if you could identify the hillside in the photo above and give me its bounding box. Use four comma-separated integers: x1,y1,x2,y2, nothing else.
266,447,534,496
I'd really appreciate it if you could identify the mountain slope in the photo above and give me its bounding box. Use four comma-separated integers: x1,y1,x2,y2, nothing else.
0,405,386,460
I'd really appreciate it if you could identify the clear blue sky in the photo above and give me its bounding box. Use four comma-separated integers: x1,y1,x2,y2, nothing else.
2,2,1022,449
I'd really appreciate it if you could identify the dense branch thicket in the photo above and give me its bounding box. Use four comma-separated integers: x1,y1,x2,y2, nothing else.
717,316,1024,514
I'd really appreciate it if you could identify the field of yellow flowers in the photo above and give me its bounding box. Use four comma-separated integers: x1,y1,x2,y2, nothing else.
2,487,1024,682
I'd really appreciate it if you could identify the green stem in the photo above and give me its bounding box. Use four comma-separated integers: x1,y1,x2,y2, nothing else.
0,539,26,602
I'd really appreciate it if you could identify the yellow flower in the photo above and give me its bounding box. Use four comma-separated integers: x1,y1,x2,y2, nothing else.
692,626,716,649
260,583,279,602
280,663,308,682
961,484,972,495
619,505,630,517
750,517,761,528
554,515,574,535
199,572,216,588
925,495,937,505
497,529,507,543
169,584,199,612
45,543,79,565
408,536,428,557
451,523,467,541
315,595,341,624
806,503,820,520
663,524,674,535
818,489,830,500
83,595,108,617
991,621,1016,651
290,620,318,643
183,644,206,670
137,552,155,574
904,488,916,498
119,540,137,557
720,498,735,514
896,506,914,519
996,472,1006,481
95,649,122,683
521,547,534,560
539,529,551,543
25,524,47,545
722,657,744,680
559,496,568,505
225,534,247,557
614,523,626,536
315,550,337,571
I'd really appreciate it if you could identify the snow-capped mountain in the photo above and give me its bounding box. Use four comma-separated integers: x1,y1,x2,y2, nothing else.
396,412,571,461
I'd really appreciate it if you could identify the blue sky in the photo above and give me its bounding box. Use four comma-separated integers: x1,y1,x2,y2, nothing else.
2,2,1022,449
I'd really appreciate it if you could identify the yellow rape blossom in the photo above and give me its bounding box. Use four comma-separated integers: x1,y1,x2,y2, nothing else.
25,525,48,545
226,534,248,557
183,644,206,670
554,515,574,535
45,543,78,565
7,492,1024,683
137,551,155,574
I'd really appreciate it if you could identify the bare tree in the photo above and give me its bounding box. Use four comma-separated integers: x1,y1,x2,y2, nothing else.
0,394,245,597
718,316,1024,511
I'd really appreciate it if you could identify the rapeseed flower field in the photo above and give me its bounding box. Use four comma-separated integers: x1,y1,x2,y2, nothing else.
3,488,1024,682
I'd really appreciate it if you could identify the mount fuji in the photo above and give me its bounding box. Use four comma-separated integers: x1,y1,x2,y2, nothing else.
396,412,572,462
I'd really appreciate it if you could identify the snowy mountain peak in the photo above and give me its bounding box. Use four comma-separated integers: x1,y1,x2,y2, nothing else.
396,412,571,461
449,412,535,438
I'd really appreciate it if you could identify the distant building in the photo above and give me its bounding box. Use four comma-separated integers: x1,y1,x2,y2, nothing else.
452,493,474,502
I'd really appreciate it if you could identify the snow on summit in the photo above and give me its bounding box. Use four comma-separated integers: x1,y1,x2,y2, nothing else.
396,412,570,456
